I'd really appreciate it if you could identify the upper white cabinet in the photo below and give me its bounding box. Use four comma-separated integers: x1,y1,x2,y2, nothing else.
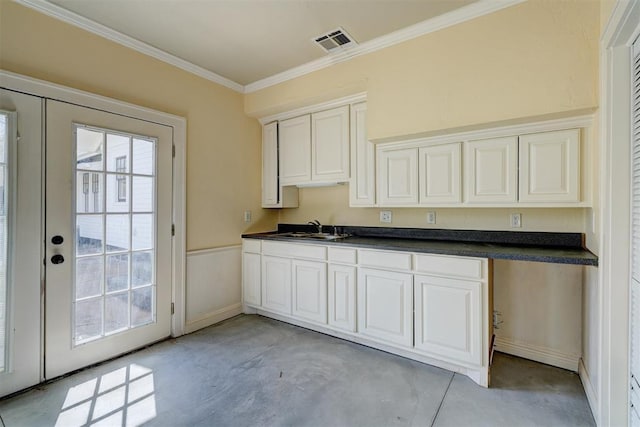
418,142,462,204
279,115,311,185
312,106,350,182
350,102,375,207
518,129,580,203
378,147,418,206
278,106,350,186
262,122,298,208
465,136,518,204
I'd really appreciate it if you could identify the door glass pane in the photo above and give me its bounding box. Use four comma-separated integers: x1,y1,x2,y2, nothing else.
0,112,10,373
73,126,157,345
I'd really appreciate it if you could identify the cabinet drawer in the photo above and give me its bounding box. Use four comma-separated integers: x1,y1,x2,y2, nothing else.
328,247,357,264
262,240,326,260
414,254,485,280
359,249,412,271
243,239,261,253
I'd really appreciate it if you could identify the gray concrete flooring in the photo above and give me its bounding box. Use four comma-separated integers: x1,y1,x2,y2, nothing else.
0,314,595,427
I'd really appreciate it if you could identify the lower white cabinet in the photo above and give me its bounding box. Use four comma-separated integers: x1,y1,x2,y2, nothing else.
357,268,413,347
328,264,357,332
242,252,261,307
292,259,327,324
414,274,482,365
262,255,292,315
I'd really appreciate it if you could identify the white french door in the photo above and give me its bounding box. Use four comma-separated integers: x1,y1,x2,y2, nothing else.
0,89,44,396
44,100,173,379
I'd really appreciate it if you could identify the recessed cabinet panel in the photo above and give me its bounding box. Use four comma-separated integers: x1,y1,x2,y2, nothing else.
357,268,413,347
261,255,292,315
292,260,327,324
378,147,418,205
418,143,462,204
328,264,357,332
279,115,311,185
414,274,482,366
262,122,279,207
312,106,350,182
350,102,375,206
519,129,580,202
242,252,261,307
466,137,518,203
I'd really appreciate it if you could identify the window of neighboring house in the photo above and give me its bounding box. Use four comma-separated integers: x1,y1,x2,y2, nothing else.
92,173,99,212
82,172,90,212
116,156,126,202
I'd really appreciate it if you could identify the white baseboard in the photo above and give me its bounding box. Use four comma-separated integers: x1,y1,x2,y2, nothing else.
184,303,243,334
578,357,599,423
494,336,580,372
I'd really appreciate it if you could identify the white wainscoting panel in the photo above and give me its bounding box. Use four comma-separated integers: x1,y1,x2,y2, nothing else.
185,245,242,333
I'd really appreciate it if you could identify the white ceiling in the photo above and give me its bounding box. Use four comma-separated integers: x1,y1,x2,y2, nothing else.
43,0,478,86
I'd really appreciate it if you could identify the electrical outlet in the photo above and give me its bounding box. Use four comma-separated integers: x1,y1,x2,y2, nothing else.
380,210,392,223
510,213,522,228
427,211,436,224
244,210,252,223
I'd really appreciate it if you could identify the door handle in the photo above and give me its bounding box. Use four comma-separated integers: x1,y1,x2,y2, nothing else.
51,254,65,265
51,235,64,245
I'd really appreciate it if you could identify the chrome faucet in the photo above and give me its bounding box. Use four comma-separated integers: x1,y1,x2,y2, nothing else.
308,219,322,234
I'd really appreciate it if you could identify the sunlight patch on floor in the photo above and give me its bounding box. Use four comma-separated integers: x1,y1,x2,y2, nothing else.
55,363,156,427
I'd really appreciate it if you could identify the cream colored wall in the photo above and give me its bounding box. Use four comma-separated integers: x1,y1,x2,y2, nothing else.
0,1,277,252
247,0,599,236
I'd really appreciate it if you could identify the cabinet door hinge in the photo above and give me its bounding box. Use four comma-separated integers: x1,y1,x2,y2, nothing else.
171,302,175,315
171,224,175,236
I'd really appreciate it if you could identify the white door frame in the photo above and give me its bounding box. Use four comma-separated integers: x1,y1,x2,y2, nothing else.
0,70,187,338
599,1,640,425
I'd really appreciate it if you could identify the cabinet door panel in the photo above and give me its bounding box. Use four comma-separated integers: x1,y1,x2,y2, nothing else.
378,148,418,205
280,115,311,185
292,260,327,324
519,129,580,202
328,264,356,332
261,256,292,315
350,102,375,206
419,143,461,204
466,137,517,203
312,106,349,182
262,122,279,207
357,268,413,347
414,275,482,365
243,252,261,307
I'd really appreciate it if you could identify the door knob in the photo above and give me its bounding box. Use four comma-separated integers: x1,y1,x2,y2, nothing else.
51,254,65,265
51,235,64,245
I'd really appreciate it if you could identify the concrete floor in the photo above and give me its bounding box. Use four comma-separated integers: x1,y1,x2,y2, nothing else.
0,314,595,427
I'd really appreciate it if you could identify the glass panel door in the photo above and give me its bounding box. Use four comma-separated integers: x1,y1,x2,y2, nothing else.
45,100,172,379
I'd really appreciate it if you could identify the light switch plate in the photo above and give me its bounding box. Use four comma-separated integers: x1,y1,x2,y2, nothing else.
380,210,392,223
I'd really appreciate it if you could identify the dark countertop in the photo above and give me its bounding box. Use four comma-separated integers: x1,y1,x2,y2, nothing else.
242,225,598,266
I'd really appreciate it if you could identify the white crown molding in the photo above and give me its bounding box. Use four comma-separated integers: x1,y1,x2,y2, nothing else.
244,0,525,93
13,0,245,93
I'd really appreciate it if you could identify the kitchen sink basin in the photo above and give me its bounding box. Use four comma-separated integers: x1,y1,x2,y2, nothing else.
275,232,350,241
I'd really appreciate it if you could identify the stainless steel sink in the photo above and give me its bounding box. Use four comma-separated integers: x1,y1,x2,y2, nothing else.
275,232,350,241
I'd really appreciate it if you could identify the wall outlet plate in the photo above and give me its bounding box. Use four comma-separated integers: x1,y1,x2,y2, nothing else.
510,213,522,228
427,211,436,224
380,210,392,223
244,210,252,223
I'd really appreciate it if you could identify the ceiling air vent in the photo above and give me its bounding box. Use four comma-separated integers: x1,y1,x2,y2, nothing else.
313,27,357,53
